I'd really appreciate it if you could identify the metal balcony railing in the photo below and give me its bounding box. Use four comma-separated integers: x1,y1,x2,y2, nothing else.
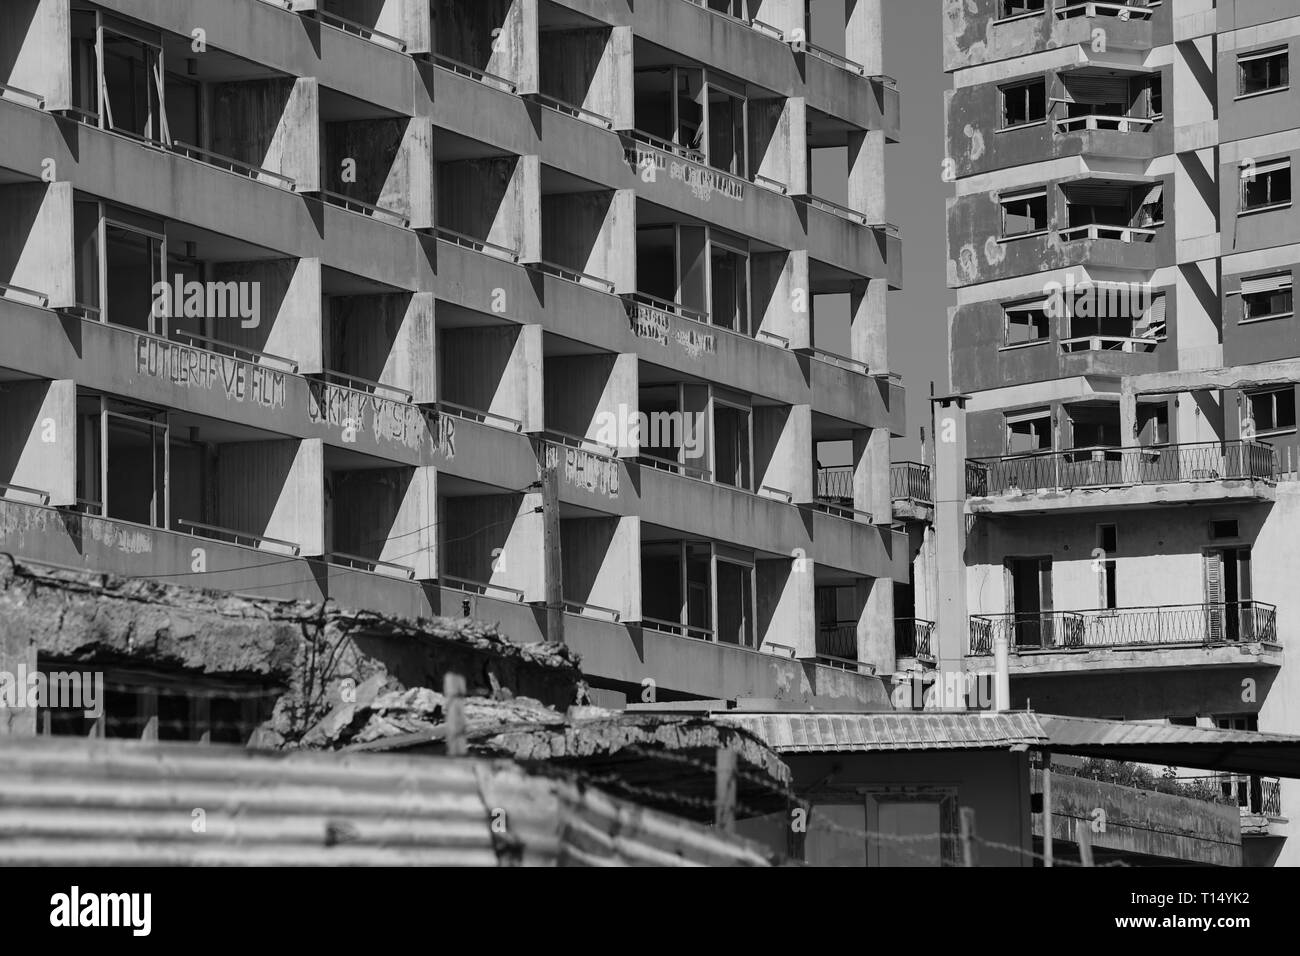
1217,774,1283,818
311,8,407,52
0,82,45,109
170,141,296,191
0,281,50,308
426,52,516,94
891,462,933,505
327,550,415,580
317,188,408,227
966,441,1278,497
527,92,613,129
816,466,853,503
816,623,858,664
895,618,936,659
430,225,520,263
969,602,1279,655
642,616,715,643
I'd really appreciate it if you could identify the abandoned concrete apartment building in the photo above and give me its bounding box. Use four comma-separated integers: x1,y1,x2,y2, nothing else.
941,0,1300,866
0,1,910,730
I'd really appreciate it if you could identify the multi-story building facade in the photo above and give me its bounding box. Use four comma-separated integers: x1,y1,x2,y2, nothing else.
0,0,906,716
943,0,1300,865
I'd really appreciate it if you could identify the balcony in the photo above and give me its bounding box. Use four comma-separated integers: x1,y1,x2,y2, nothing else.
890,462,933,520
966,441,1278,514
969,602,1283,674
1217,774,1286,835
815,622,860,671
895,618,936,663
1054,2,1155,21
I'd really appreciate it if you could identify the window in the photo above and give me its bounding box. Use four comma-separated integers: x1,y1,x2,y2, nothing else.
1006,411,1051,453
1000,189,1048,238
1004,300,1050,345
1000,0,1045,19
1002,79,1047,128
867,791,959,867
1242,159,1291,212
1137,403,1169,445
1247,388,1297,435
1148,76,1163,118
1097,525,1117,610
1240,272,1294,322
1238,47,1289,97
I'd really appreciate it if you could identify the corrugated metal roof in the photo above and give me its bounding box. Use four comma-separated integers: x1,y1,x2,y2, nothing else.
1039,714,1300,776
0,736,771,866
716,712,1047,753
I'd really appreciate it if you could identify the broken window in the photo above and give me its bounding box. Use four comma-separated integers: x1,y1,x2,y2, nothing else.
1000,189,1048,237
1248,388,1297,435
1000,0,1045,19
716,559,754,648
709,239,749,334
1137,403,1169,446
1241,272,1294,322
707,81,747,176
1001,79,1047,128
1004,300,1050,345
1006,410,1051,454
1238,47,1289,97
714,400,752,490
1242,159,1291,212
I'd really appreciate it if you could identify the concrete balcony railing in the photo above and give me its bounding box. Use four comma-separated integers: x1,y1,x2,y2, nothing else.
1055,114,1156,135
1059,335,1159,354
969,602,1280,656
895,618,936,661
967,441,1277,498
1054,1,1155,21
1057,223,1159,243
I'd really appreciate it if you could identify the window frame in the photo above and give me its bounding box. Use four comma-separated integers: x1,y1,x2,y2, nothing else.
1236,46,1290,99
1241,158,1292,214
1237,271,1294,324
1247,387,1297,436
1002,298,1052,348
1000,78,1048,130
999,188,1049,240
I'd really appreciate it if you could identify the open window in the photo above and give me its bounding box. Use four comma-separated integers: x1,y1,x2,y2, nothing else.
1005,409,1052,454
1247,387,1297,436
1242,159,1292,213
77,394,168,528
999,0,1045,20
1001,78,1046,129
713,395,752,490
1004,299,1050,346
1000,188,1048,238
1239,272,1294,322
70,8,170,143
1238,47,1289,97
709,236,750,335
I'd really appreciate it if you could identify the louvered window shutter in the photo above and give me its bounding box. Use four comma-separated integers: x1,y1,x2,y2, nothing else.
1204,550,1223,641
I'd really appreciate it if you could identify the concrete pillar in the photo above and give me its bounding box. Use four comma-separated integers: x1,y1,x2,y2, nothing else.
0,0,71,111
549,352,637,454
502,490,545,601
756,404,811,502
850,278,887,372
1120,387,1139,448
0,379,75,506
217,438,324,556
384,465,436,580
857,575,893,675
848,129,887,222
845,0,883,75
758,555,815,659
853,427,890,525
284,79,321,191
540,188,635,290
211,257,322,373
494,0,538,94
751,97,805,195
560,516,639,622
755,250,810,350
932,395,969,673
440,323,543,432
605,27,634,130
402,117,436,230
515,155,542,263
0,182,74,309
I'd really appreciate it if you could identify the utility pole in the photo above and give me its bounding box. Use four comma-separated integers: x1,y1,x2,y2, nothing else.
542,463,564,646
1043,753,1054,868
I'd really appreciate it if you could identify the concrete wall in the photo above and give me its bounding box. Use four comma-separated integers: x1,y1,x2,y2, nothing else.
0,0,70,110
0,183,74,308
216,438,323,556
211,258,322,372
0,379,75,506
326,291,436,401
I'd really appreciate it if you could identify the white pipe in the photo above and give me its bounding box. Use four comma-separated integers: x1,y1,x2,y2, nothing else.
994,634,1011,712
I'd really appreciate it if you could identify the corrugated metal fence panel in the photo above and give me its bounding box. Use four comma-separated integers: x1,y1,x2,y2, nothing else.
0,736,499,866
0,737,772,867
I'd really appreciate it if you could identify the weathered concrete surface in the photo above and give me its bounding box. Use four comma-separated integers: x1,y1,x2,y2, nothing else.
1034,769,1241,866
0,554,582,744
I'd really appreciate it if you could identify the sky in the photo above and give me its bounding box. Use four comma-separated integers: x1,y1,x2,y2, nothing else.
882,0,951,460
807,1,950,463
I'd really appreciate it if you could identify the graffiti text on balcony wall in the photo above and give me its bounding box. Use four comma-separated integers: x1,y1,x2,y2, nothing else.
136,337,286,409
627,147,745,203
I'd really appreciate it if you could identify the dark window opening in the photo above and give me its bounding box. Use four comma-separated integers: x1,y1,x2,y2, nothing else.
1001,190,1048,237
1239,49,1289,97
